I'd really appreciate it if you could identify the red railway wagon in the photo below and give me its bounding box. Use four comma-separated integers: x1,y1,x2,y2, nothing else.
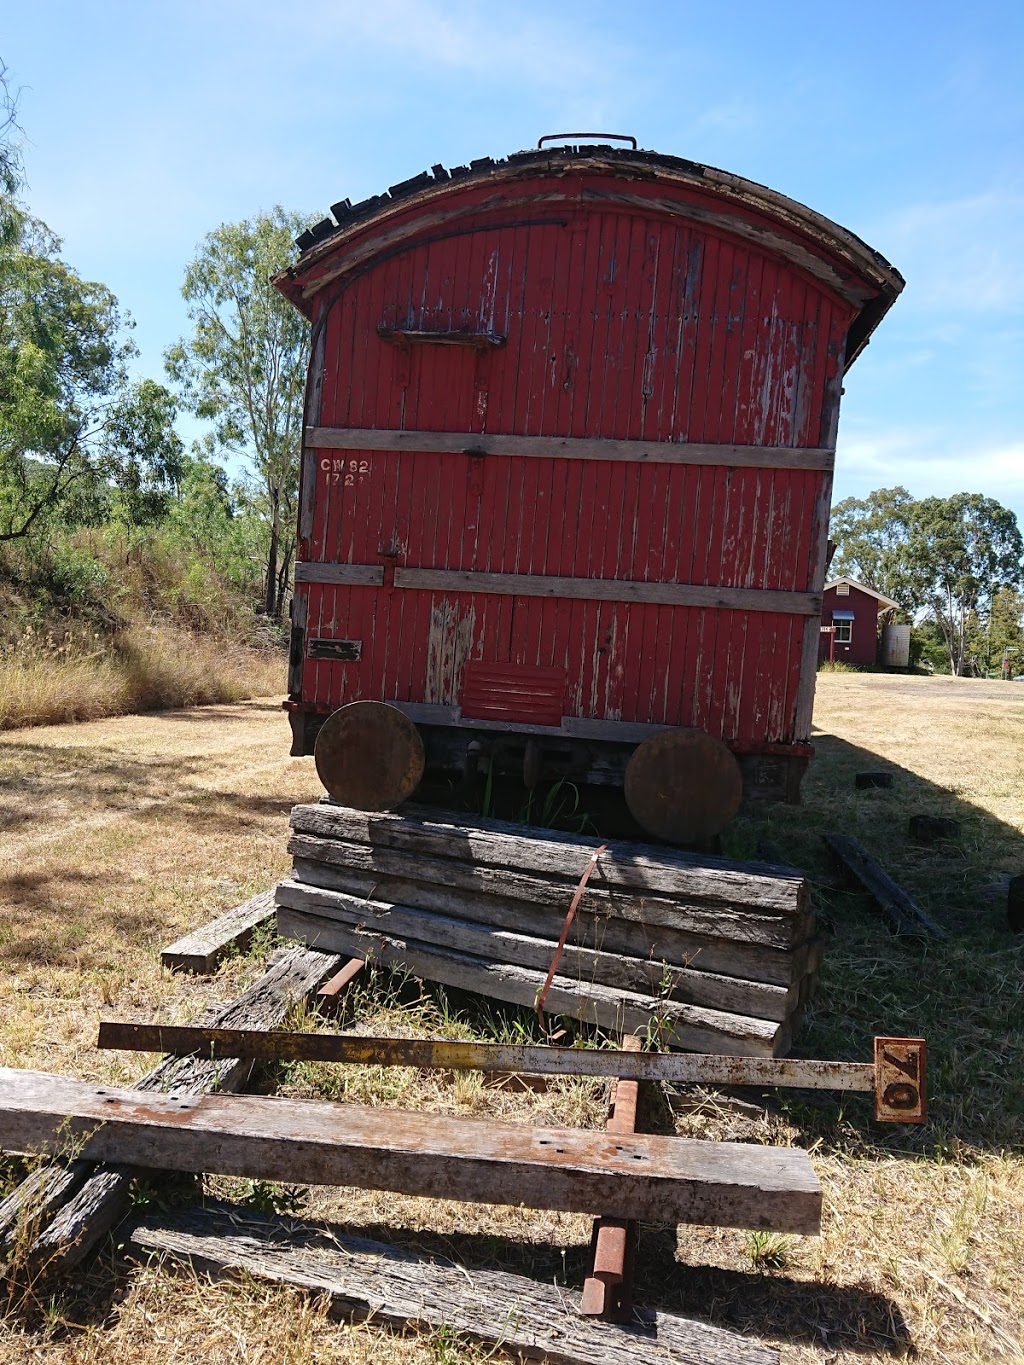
274,138,902,840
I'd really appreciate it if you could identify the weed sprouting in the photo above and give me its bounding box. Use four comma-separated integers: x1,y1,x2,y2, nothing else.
519,778,598,835
240,1180,308,1217
744,1230,793,1271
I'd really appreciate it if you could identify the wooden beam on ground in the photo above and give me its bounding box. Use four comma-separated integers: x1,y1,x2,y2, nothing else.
0,1160,91,1253
582,1035,642,1320
130,1200,780,1365
0,1067,822,1233
823,835,946,939
276,880,801,1020
288,847,817,985
18,946,342,1271
291,803,809,916
95,1023,877,1091
160,890,277,974
274,908,789,1056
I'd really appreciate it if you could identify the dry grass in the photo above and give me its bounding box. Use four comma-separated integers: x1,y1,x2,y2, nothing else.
1,676,1023,1363
0,626,284,731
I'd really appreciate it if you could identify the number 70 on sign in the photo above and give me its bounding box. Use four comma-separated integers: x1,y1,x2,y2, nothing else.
874,1037,926,1123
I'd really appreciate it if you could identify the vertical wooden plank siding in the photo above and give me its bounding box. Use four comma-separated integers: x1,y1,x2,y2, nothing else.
296,174,858,748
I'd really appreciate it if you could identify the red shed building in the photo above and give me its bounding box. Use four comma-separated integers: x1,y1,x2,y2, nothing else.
819,577,898,667
274,140,902,829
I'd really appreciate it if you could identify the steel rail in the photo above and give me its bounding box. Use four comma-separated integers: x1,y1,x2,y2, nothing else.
97,1024,876,1091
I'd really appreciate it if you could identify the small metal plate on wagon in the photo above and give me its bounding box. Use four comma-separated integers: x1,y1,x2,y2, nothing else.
314,701,425,810
623,727,743,843
873,1037,927,1123
308,637,362,662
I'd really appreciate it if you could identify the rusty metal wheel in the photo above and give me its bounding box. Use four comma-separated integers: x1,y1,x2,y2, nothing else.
624,727,742,844
313,701,425,810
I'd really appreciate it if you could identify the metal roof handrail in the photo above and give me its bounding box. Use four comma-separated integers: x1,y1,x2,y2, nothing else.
537,132,638,149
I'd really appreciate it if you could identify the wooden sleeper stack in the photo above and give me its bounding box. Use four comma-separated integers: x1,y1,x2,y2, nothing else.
276,804,820,1057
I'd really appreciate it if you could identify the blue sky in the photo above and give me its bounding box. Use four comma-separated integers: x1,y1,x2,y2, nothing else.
3,1,1023,519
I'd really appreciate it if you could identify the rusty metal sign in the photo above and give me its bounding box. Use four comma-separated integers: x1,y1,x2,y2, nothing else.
873,1037,927,1123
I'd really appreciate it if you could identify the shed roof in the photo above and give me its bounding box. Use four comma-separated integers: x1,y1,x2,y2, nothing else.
274,142,903,366
825,578,899,610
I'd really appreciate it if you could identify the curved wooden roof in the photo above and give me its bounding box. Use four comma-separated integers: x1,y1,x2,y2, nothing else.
274,144,904,366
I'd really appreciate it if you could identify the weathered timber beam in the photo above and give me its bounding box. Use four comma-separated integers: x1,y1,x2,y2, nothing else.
0,1067,822,1232
292,564,820,616
290,803,809,913
160,889,276,975
288,851,817,988
130,1201,781,1365
293,562,384,585
286,837,813,947
19,945,342,1271
305,424,834,471
394,567,821,617
274,879,800,1020
823,835,946,939
0,1160,92,1252
274,907,789,1056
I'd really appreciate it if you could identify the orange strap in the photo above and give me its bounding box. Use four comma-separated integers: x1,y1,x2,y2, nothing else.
537,844,608,1037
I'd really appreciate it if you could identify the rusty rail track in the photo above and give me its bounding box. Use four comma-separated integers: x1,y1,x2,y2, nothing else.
97,1025,925,1121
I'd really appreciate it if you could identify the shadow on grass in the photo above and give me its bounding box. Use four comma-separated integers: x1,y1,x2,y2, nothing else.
57,1202,903,1358
3,1191,910,1356
327,1214,910,1356
0,742,205,825
128,790,299,833
724,728,1024,1160
150,700,283,723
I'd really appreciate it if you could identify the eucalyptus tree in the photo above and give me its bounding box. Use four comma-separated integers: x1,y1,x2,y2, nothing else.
0,214,182,545
166,208,312,619
0,64,181,546
830,487,1024,675
1,58,22,249
905,494,1024,676
828,486,918,610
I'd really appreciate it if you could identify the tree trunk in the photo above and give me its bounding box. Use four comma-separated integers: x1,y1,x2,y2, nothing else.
276,540,293,624
264,490,280,619
945,586,958,675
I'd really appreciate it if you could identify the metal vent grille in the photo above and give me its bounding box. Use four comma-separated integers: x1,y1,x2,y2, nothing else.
461,663,566,726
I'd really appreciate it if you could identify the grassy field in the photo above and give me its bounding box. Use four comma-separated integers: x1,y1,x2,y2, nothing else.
0,626,284,731
0,525,286,732
0,674,1022,1363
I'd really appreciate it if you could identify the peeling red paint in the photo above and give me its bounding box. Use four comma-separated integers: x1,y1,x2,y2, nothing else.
280,152,901,777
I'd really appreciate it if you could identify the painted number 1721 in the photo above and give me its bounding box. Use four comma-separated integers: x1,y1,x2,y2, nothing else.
320,457,370,487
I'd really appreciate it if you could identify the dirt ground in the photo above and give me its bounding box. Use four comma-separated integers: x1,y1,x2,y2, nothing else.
1,676,1022,1363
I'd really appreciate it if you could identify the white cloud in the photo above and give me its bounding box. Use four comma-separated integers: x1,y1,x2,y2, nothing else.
300,0,619,91
876,187,1024,314
835,424,1024,514
696,102,758,133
